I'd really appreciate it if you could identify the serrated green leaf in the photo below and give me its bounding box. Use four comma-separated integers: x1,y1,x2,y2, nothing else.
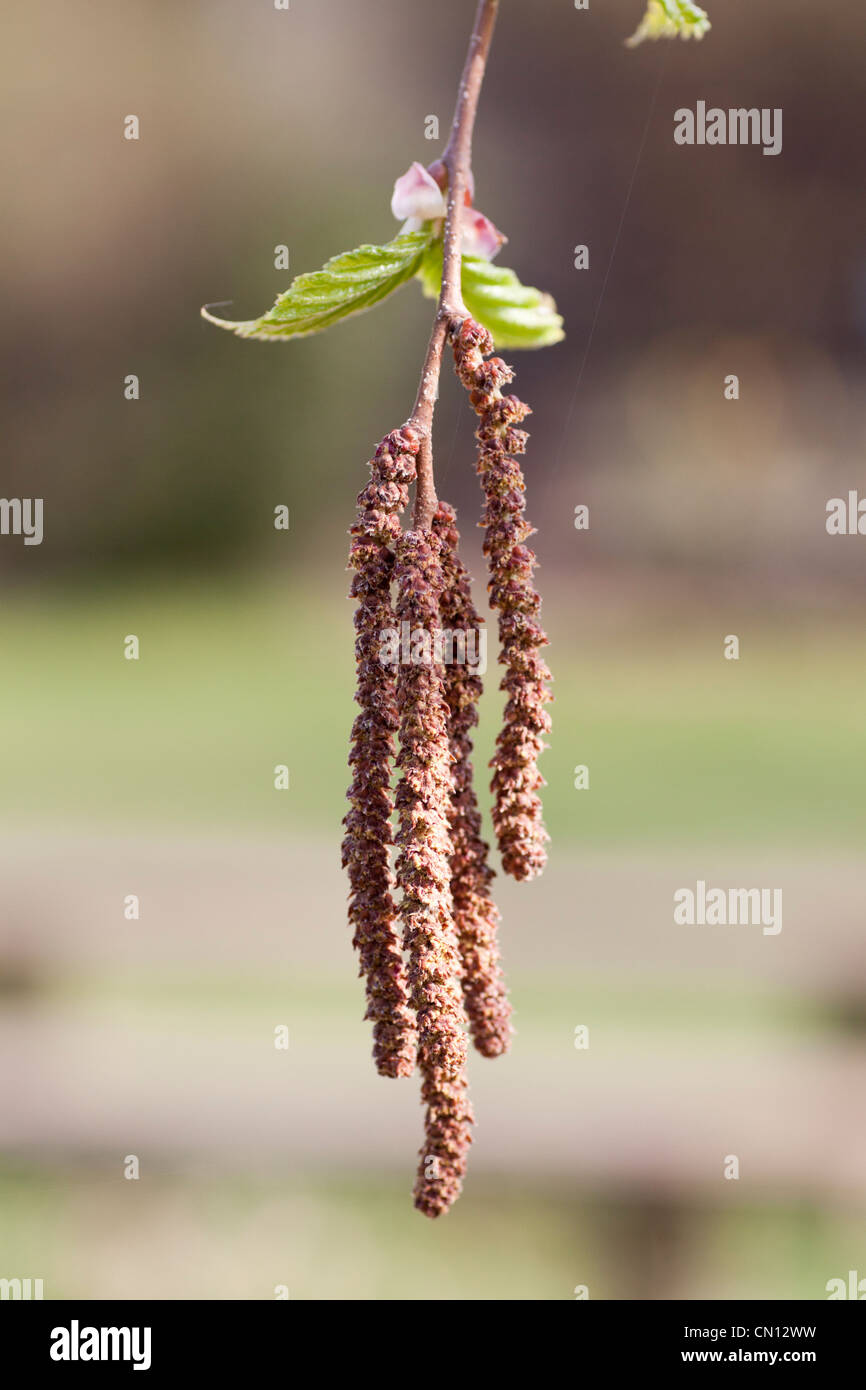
418,244,564,351
626,0,711,48
201,229,433,341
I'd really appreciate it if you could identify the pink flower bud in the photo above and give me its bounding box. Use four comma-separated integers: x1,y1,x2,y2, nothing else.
461,209,506,261
391,161,447,226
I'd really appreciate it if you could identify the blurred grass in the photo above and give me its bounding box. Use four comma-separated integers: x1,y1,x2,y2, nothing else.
0,579,864,845
0,1166,852,1300
47,967,835,1042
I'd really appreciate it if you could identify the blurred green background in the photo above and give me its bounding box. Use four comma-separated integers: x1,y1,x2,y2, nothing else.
1,0,865,1299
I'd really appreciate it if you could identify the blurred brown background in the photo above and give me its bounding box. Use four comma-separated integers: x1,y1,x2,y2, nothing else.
1,0,865,1300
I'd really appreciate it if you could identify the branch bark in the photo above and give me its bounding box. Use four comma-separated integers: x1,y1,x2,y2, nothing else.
409,0,500,530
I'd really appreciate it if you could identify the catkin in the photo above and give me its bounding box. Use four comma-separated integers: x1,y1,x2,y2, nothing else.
393,527,474,1215
342,427,421,1079
452,319,552,882
433,501,512,1057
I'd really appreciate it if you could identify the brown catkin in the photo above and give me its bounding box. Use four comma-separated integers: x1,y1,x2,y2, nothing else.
433,501,512,1057
414,1070,474,1217
452,319,552,882
393,527,473,1216
342,427,420,1079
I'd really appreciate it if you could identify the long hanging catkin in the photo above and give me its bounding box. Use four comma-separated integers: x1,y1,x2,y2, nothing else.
433,501,512,1057
452,319,553,882
342,427,420,1079
393,527,474,1216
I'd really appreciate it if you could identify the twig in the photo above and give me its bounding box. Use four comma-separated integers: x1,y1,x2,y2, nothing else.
409,0,500,530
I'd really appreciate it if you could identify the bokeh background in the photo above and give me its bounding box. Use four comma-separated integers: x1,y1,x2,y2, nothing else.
2,0,866,1299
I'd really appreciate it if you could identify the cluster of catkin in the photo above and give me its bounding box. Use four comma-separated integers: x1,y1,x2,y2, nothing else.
342,317,551,1217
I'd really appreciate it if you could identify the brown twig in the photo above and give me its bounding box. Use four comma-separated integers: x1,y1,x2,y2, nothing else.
409,0,500,530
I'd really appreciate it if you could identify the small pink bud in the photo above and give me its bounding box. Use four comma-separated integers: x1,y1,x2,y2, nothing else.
425,160,475,205
391,161,447,224
426,159,447,191
461,210,506,261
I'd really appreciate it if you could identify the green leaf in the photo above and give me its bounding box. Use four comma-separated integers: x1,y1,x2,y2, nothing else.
418,244,564,351
626,0,711,48
201,229,433,341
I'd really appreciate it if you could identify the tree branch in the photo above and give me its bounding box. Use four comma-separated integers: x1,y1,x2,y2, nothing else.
409,0,500,531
